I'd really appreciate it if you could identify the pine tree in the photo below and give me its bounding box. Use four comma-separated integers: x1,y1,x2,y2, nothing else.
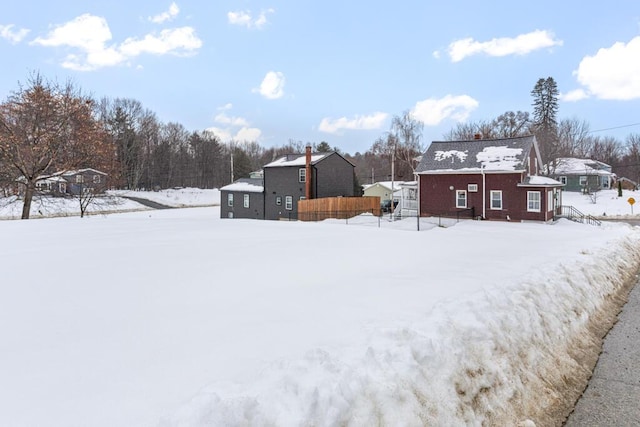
531,77,559,170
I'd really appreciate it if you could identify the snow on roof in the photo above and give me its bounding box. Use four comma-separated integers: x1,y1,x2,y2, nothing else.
550,158,613,175
264,153,329,168
476,146,523,170
519,175,564,186
416,136,536,173
434,150,468,163
220,179,264,193
61,168,107,176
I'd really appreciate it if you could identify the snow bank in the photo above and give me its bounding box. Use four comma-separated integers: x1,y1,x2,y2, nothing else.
161,223,640,426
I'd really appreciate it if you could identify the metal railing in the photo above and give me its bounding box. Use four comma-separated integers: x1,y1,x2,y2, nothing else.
557,205,602,226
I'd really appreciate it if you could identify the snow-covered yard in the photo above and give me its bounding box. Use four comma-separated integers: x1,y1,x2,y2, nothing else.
1,191,640,426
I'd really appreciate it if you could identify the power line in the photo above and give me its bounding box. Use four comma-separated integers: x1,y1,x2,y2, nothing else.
588,122,640,134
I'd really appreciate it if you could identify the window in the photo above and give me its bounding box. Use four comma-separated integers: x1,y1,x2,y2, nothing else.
468,184,478,192
602,176,609,188
548,190,553,212
299,196,306,200
227,193,234,207
579,176,587,186
299,168,306,183
93,175,101,184
227,212,233,218
285,195,293,210
243,194,249,208
490,190,502,210
456,190,467,208
559,176,567,185
59,183,66,193
75,175,83,184
275,196,282,206
527,191,541,212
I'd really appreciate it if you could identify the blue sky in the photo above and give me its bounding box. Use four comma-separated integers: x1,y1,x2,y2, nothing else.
1,1,640,154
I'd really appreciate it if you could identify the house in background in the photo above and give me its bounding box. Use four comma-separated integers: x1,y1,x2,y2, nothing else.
615,177,638,190
32,168,108,196
220,177,264,219
416,135,564,222
547,158,615,192
221,146,356,220
362,181,404,209
394,181,418,217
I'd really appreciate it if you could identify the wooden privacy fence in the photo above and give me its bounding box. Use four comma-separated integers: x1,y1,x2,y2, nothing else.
298,196,381,221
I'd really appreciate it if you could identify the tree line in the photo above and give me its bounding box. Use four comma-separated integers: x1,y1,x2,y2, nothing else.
2,73,640,219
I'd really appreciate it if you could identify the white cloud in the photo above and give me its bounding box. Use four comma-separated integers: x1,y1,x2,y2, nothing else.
254,71,285,99
119,27,202,56
228,9,274,29
560,89,590,102
0,24,30,44
214,112,249,127
235,127,262,142
208,105,262,143
447,30,562,62
573,36,640,100
30,14,202,71
149,2,180,24
318,112,388,134
411,95,479,126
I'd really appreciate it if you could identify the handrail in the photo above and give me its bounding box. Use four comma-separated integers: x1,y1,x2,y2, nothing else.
558,205,601,226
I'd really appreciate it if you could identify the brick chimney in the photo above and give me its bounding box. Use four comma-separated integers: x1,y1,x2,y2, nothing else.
474,133,482,140
305,144,312,199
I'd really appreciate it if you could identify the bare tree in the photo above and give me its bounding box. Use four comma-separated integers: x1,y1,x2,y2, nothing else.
390,110,424,175
0,73,107,219
557,117,591,158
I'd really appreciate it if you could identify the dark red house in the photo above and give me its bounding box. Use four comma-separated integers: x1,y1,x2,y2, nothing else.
415,135,564,222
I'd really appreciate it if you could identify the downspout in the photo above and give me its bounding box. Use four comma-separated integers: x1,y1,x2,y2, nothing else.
305,145,312,199
481,165,486,219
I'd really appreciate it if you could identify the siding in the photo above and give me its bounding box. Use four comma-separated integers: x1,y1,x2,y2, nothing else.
220,190,264,219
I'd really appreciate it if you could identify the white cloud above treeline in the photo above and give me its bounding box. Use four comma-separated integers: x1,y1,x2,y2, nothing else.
149,2,180,24
207,104,262,143
228,9,274,30
410,95,479,126
318,112,388,134
30,13,201,71
0,24,30,44
254,71,285,99
567,36,640,101
443,29,562,62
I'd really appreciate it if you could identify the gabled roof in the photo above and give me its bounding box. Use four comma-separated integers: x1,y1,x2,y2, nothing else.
61,168,108,176
264,153,331,168
549,158,614,176
416,135,539,174
263,151,354,168
362,181,405,191
220,178,264,193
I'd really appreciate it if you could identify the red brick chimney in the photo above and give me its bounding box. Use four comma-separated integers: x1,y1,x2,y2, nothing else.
474,133,482,140
305,144,312,199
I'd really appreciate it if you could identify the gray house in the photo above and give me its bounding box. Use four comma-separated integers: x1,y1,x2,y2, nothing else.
220,178,264,219
548,158,615,192
263,148,355,220
33,168,108,196
220,147,355,220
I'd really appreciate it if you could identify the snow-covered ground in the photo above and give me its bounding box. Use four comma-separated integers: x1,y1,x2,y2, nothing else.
562,188,640,218
0,188,220,219
1,188,640,426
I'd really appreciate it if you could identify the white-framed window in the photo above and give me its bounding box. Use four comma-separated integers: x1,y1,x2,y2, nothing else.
579,176,587,186
75,175,83,184
559,176,567,185
468,184,478,192
490,190,502,210
299,196,306,200
285,195,293,210
227,193,233,207
527,191,541,212
299,168,306,183
548,190,553,211
602,176,609,188
93,175,101,183
275,196,282,206
456,190,467,208
59,182,66,193
243,194,249,208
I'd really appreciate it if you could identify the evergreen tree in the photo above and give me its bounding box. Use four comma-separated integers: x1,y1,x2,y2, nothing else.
531,77,559,170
